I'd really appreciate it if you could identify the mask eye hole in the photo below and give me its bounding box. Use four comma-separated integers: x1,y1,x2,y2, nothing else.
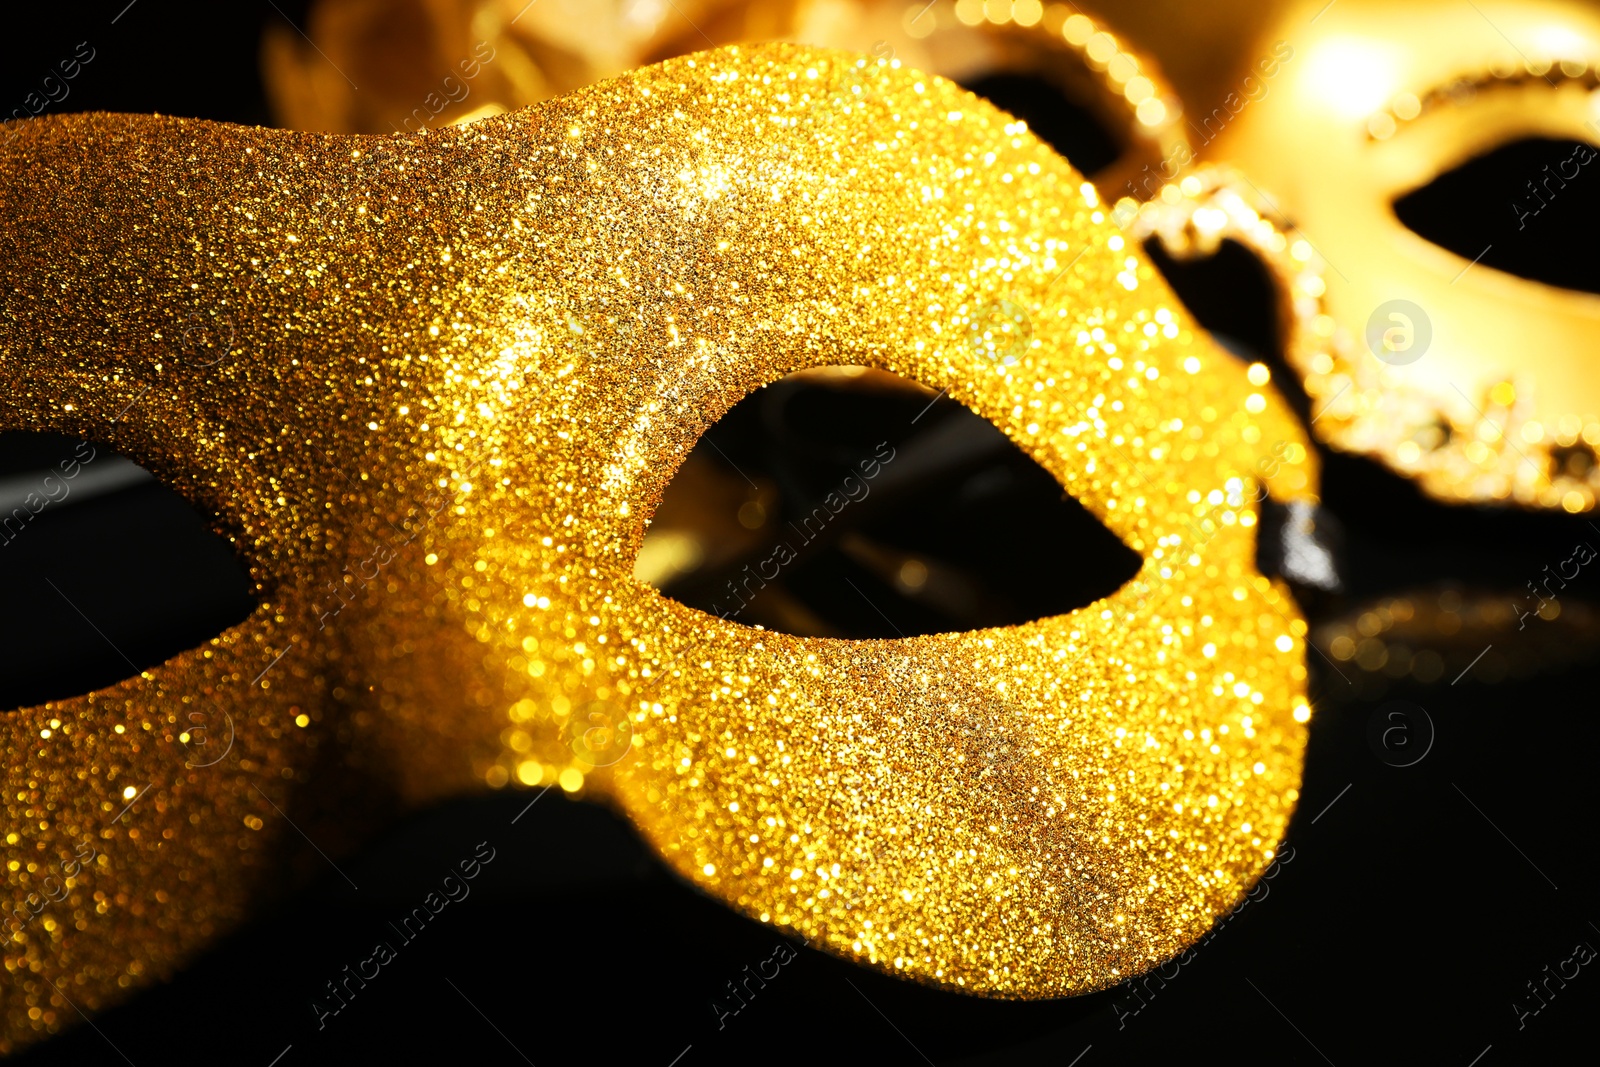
1142,237,1285,363
0,433,255,712
960,70,1123,177
1393,136,1600,294
638,368,1142,638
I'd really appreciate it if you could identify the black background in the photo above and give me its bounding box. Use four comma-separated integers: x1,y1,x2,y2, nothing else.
3,2,1599,1064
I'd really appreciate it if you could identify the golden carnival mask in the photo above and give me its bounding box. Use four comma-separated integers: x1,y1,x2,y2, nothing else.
0,45,1316,1051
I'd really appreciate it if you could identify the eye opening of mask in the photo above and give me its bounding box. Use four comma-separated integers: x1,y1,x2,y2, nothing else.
1392,135,1600,295
636,367,1143,639
0,432,255,712
960,68,1124,177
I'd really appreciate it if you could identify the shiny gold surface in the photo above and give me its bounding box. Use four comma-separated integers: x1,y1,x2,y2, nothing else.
0,45,1312,1049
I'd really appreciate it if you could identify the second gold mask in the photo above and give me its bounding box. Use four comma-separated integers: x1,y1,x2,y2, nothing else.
1105,0,1600,512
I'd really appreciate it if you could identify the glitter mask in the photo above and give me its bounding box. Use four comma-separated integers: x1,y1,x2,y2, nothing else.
0,44,1316,1050
1098,0,1600,511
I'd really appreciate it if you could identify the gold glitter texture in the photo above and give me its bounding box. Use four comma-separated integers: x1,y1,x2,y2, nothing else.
0,44,1311,1048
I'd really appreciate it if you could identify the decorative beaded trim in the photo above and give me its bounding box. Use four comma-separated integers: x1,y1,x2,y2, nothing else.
1363,61,1600,141
1125,164,1600,512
